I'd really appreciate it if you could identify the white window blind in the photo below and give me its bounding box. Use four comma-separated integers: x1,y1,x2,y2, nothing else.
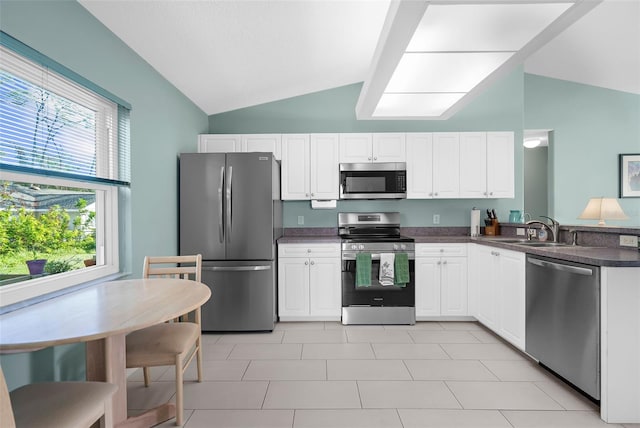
0,44,129,183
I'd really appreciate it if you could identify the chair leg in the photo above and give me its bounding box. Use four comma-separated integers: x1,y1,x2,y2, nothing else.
196,336,203,383
143,367,151,387
100,397,114,428
175,356,184,426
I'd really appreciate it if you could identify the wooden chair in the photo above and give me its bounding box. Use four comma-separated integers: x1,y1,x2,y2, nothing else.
125,254,204,426
1,364,117,428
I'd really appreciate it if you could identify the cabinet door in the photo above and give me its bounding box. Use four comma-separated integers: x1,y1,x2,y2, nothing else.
415,257,441,317
498,249,526,350
310,134,339,200
406,133,433,199
372,133,406,162
339,133,373,162
440,257,468,316
459,132,488,198
278,258,310,317
198,134,241,153
242,134,282,160
309,258,342,318
475,246,499,331
487,132,515,198
432,133,460,198
281,134,310,200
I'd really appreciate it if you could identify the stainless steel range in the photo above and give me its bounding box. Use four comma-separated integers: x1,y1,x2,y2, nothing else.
339,212,416,325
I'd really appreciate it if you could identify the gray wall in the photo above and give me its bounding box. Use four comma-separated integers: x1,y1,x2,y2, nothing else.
524,146,549,220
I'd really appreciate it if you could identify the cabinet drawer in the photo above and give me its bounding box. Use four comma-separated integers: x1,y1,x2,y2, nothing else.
279,243,341,258
416,243,467,257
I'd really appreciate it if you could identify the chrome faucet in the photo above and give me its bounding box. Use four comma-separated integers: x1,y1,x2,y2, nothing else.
526,216,560,242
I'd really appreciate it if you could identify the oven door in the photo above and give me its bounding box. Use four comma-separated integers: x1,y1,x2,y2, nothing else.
341,254,415,307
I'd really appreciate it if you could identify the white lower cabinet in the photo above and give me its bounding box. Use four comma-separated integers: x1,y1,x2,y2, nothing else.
469,244,525,350
415,244,468,319
278,243,341,321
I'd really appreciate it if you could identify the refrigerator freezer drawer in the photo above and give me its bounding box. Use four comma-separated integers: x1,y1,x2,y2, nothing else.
200,260,275,332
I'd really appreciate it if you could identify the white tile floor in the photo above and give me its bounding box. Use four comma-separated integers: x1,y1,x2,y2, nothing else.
127,322,640,428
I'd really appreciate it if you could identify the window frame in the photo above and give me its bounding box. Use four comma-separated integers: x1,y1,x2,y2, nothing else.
0,170,120,307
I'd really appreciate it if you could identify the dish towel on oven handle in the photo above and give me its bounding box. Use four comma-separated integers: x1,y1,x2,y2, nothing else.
394,252,409,287
355,252,372,287
379,253,395,286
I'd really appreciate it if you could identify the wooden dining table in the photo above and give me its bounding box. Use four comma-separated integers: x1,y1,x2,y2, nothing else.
0,278,211,427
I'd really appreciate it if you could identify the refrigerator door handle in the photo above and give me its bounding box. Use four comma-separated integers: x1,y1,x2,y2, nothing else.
218,165,225,243
203,265,271,272
226,165,233,243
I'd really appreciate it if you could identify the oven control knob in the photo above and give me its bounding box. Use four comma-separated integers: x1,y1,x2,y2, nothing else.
351,244,358,250
358,244,365,250
400,244,406,250
393,244,399,250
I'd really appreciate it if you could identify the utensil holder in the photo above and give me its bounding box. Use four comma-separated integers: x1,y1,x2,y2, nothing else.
484,220,500,236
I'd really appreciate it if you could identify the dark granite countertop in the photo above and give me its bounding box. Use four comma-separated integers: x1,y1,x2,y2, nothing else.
279,229,640,267
471,237,640,267
278,236,342,244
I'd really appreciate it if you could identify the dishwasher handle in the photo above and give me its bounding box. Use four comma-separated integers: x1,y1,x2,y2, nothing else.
528,257,594,276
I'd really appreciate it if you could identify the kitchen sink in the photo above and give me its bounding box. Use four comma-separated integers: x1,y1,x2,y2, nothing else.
517,241,571,247
492,239,572,247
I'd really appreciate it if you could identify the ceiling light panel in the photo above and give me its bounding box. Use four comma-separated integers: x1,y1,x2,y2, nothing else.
374,93,465,117
385,52,514,93
407,3,575,52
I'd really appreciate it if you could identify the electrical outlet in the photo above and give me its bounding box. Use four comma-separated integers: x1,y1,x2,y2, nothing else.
527,228,537,238
297,216,304,225
516,228,525,236
433,214,440,225
619,235,638,247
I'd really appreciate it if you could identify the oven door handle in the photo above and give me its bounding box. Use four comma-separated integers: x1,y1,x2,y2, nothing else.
342,253,415,261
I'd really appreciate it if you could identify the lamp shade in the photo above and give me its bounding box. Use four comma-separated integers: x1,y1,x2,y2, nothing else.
578,197,629,225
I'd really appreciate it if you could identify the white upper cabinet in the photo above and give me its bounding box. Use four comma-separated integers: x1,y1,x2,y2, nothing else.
372,133,406,162
406,133,434,199
432,132,460,198
281,134,311,200
339,133,373,162
310,134,339,200
241,134,282,160
459,132,488,198
198,134,281,160
487,132,515,198
339,133,405,163
459,131,514,198
198,134,241,153
281,134,339,200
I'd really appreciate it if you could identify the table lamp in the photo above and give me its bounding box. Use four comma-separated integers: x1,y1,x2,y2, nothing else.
578,197,628,225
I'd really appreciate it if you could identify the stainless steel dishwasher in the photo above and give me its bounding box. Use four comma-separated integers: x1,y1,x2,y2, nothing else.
526,255,600,400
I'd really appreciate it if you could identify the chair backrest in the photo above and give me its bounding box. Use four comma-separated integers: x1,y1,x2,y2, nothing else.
142,254,202,282
0,366,17,428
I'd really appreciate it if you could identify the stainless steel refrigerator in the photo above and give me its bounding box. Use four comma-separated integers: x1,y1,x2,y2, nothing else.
179,152,282,331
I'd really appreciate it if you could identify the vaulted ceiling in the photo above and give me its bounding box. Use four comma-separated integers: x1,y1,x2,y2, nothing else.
79,0,639,117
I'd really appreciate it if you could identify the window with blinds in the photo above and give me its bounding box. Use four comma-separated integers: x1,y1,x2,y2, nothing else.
0,34,128,307
0,45,127,183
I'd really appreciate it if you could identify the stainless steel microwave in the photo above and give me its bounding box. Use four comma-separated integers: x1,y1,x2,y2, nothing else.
339,162,407,199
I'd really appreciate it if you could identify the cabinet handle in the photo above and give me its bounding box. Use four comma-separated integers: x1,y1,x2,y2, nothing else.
305,193,309,197
434,192,438,196
437,261,441,265
305,261,309,265
491,251,500,256
368,157,372,161
439,249,444,252
489,192,494,196
442,260,447,265
311,193,314,197
310,261,315,265
374,157,377,161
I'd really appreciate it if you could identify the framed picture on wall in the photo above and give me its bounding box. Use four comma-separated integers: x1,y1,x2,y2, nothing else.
619,154,640,197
